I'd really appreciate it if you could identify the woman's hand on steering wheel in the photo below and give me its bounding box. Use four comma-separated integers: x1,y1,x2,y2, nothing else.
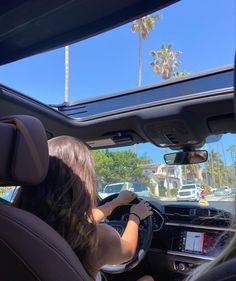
100,195,154,274
130,200,153,221
115,190,137,206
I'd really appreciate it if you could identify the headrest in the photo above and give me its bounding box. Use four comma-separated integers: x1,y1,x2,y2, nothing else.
0,115,49,185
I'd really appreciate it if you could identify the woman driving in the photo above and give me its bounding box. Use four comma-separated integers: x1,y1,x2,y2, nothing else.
13,136,154,281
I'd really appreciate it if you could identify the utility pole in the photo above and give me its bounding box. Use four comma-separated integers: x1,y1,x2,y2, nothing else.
217,142,221,187
209,145,215,187
164,148,171,197
221,142,228,185
64,46,69,102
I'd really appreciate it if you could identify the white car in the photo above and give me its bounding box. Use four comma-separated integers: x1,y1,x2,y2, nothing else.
99,182,151,199
177,183,201,201
99,182,129,199
214,187,232,196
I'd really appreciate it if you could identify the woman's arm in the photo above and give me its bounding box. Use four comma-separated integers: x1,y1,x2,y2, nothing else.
93,190,137,223
96,200,152,266
92,198,120,223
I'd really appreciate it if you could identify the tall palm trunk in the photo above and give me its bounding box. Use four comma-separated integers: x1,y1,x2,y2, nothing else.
138,29,142,87
64,46,69,102
134,28,143,155
217,143,221,187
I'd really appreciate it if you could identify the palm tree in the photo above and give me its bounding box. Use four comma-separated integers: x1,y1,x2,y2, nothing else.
184,164,202,183
227,144,235,164
131,15,160,87
64,46,69,102
227,144,236,184
150,43,189,79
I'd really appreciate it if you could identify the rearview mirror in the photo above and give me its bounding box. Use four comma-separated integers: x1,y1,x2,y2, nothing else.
164,150,208,165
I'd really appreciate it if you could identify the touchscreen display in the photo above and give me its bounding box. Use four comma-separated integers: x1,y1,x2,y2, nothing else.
179,231,217,255
185,231,204,253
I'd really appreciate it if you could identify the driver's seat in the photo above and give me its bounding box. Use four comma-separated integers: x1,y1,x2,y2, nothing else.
0,115,92,281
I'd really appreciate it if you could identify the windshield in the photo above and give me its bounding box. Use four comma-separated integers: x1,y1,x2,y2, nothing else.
95,133,236,212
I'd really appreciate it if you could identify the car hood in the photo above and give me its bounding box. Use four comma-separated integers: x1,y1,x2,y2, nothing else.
0,0,177,65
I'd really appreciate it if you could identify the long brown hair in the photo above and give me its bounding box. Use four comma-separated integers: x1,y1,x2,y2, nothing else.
13,136,98,277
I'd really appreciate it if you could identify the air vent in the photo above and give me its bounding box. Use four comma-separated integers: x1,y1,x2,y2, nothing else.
193,209,232,227
165,206,191,216
209,209,219,217
196,208,210,217
196,208,219,217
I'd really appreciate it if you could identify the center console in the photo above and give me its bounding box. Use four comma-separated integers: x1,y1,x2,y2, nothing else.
173,228,227,257
153,222,233,274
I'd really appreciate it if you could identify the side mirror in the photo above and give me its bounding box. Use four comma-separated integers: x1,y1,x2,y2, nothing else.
164,150,208,165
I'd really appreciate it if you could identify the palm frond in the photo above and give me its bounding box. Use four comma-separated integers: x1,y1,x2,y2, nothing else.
131,23,139,33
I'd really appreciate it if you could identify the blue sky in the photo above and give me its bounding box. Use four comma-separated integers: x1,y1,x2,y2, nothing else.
0,0,235,163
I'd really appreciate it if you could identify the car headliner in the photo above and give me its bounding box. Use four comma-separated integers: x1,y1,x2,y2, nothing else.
0,0,178,65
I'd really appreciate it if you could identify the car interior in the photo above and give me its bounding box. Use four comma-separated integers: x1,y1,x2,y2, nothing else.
0,1,235,281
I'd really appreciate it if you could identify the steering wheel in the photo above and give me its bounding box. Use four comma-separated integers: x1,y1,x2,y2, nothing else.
98,193,153,274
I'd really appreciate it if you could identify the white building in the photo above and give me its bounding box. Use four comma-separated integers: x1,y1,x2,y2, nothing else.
142,163,183,196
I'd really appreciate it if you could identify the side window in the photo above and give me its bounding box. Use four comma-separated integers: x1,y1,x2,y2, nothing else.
0,186,19,202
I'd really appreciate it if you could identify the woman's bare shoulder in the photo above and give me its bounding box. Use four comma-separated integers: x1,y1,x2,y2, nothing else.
96,223,120,241
96,224,122,267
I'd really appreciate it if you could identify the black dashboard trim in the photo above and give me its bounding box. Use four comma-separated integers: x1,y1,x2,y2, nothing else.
165,222,236,232
167,251,214,261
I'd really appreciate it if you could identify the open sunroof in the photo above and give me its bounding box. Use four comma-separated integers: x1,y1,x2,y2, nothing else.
55,65,234,120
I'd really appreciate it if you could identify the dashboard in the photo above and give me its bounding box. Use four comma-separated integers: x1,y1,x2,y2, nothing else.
150,201,234,275
106,200,234,276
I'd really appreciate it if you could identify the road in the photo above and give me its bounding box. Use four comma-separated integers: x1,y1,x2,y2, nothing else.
163,194,235,213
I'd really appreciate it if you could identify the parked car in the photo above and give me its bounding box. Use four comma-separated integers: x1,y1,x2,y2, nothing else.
229,186,236,194
99,181,151,199
99,182,129,199
130,182,152,198
210,187,217,193
214,186,232,196
176,183,201,201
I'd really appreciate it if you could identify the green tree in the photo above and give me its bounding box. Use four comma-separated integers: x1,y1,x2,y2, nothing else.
92,149,152,189
206,150,231,187
92,150,113,190
227,144,235,164
182,164,202,183
150,43,189,80
227,144,236,185
131,15,160,86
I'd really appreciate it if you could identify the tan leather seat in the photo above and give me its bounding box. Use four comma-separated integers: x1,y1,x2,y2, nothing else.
0,115,92,281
